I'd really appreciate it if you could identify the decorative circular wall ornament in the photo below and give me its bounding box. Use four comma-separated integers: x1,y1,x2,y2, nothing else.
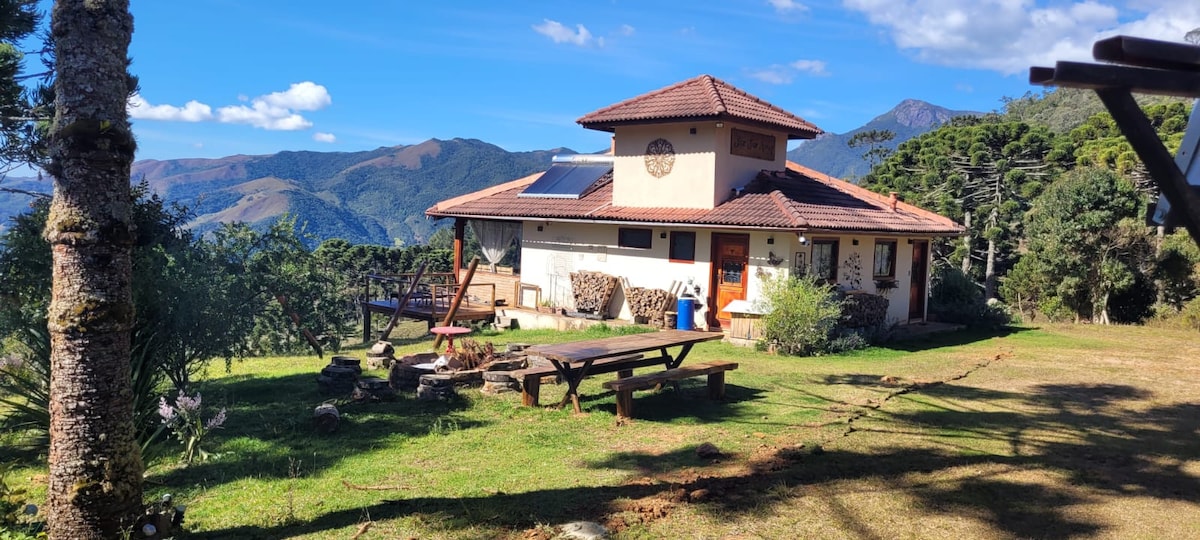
644,138,675,178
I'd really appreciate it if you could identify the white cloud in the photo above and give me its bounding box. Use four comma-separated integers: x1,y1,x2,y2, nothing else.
217,82,331,130
748,65,795,84
619,24,636,36
790,59,829,76
843,0,1200,75
127,82,332,131
748,59,830,84
768,0,808,13
313,132,337,143
261,81,332,111
128,94,214,122
532,19,599,46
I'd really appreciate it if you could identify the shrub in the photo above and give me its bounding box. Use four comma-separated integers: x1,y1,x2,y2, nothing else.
755,274,843,356
930,266,1012,329
1179,297,1200,331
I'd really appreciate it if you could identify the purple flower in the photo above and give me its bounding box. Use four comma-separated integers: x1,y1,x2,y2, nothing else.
158,396,176,422
175,393,202,413
205,408,227,430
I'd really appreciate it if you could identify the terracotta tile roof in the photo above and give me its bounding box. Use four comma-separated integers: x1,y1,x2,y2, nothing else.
576,75,823,140
427,162,963,236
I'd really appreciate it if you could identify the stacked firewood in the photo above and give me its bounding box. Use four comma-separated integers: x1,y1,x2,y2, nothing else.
570,270,619,314
624,280,673,327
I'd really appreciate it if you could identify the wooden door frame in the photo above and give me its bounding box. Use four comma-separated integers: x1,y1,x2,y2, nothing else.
909,239,929,322
708,232,750,329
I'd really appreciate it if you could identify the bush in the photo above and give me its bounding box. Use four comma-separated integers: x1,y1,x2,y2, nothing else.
930,266,1011,328
755,274,843,356
1179,297,1200,331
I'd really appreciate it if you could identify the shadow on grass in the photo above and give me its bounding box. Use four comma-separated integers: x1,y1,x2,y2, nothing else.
147,371,485,488
581,382,766,423
194,379,1200,539
880,325,1030,353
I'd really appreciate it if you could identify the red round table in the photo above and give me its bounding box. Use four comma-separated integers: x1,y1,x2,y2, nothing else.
430,325,471,355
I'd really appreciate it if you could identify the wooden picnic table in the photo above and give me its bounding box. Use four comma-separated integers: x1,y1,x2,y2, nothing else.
525,329,724,413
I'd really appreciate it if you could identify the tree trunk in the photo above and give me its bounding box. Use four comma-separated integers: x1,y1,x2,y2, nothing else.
984,237,997,301
44,2,142,538
961,211,972,274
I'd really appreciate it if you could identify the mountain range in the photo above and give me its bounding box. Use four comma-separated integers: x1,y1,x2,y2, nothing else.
787,99,979,180
1,100,976,245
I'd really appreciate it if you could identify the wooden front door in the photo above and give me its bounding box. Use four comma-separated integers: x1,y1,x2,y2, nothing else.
909,240,929,320
710,233,750,327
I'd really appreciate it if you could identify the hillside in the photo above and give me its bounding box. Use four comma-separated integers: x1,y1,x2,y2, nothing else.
130,138,565,245
787,99,979,181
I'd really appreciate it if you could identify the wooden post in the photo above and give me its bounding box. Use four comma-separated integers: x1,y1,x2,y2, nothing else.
378,262,428,342
432,256,480,351
453,218,465,283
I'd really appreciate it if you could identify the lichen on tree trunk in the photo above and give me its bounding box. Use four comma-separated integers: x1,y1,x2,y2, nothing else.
44,1,142,538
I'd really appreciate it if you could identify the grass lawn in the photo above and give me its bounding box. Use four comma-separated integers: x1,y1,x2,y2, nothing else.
5,323,1200,539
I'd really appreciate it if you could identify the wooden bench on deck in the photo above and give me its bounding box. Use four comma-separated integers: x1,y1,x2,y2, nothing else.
515,354,656,407
601,361,739,419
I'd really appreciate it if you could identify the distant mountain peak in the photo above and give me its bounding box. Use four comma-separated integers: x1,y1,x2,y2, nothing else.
787,98,980,181
882,99,965,129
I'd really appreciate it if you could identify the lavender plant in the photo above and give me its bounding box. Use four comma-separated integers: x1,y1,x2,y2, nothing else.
158,393,226,464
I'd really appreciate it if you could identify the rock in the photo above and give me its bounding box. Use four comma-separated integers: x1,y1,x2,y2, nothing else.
366,354,392,370
369,341,395,356
696,442,721,459
688,488,710,502
559,521,608,540
482,371,517,383
506,343,531,353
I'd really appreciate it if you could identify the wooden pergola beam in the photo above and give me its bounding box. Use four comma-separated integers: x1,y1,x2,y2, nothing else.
1030,35,1200,249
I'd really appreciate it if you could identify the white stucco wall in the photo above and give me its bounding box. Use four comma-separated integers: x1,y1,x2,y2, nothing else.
713,123,788,207
612,124,718,209
610,122,790,210
788,234,929,324
520,221,712,322
519,220,931,328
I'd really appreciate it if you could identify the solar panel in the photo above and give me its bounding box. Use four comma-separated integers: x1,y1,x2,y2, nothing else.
518,155,612,199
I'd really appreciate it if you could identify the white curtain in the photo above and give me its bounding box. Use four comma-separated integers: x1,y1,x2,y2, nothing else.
469,220,518,272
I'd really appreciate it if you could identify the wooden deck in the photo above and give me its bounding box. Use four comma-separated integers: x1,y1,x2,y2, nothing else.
360,272,497,341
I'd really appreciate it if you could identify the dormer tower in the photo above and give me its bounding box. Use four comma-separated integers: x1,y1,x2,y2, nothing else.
576,75,822,210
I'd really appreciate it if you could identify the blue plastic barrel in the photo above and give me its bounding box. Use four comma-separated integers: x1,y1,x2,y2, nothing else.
676,297,696,330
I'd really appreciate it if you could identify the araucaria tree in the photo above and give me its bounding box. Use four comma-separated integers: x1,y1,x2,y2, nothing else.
43,0,142,537
869,117,1065,299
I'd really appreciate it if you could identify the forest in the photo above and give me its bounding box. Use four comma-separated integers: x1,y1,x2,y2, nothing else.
862,91,1200,328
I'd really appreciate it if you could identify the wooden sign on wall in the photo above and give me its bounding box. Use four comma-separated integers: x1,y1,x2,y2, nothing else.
730,128,776,161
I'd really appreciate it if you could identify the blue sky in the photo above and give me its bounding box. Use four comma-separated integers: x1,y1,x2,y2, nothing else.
117,0,1199,161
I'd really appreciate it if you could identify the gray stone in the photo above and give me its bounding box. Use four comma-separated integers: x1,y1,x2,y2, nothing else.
482,371,517,383
558,521,608,540
369,341,395,356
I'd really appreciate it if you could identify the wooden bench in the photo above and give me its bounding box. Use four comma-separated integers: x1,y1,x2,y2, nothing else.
601,361,739,419
515,354,657,406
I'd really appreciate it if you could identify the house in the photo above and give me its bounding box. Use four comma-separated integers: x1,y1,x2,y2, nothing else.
426,75,963,331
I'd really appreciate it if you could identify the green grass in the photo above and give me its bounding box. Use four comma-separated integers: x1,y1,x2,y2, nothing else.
4,323,1200,539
